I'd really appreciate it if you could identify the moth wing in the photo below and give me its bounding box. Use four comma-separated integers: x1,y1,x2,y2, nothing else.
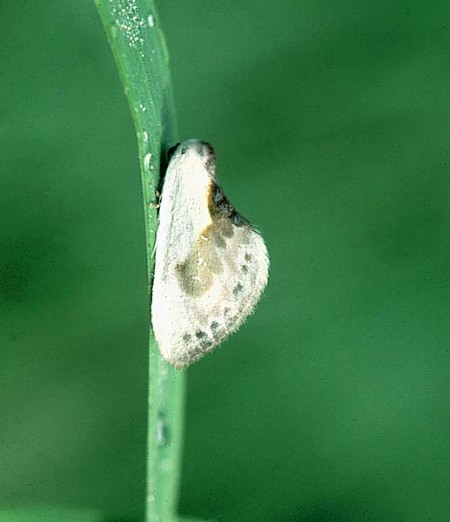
151,139,269,369
152,219,269,369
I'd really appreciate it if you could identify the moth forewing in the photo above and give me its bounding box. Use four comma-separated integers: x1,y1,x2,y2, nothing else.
151,140,269,369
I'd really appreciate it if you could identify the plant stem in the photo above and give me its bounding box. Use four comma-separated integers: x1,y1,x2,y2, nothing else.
94,1,184,520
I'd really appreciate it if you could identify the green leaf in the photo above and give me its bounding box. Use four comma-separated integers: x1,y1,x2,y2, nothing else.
94,1,185,520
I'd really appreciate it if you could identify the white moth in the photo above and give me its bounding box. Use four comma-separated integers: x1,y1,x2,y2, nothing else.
151,140,269,369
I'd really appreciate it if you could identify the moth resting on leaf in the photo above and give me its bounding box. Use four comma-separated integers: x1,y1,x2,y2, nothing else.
151,140,269,368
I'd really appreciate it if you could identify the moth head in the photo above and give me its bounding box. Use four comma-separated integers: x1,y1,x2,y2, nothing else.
168,140,217,178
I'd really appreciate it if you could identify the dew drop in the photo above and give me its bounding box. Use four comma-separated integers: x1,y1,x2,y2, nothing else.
144,152,152,171
156,415,167,447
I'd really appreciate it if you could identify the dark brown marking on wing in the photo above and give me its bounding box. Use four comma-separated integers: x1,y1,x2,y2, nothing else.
208,183,250,227
202,142,217,177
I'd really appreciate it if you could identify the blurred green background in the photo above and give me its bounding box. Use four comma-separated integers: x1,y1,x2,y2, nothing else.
1,1,449,521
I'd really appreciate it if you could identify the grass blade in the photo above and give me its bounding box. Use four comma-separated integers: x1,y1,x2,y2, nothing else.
93,1,184,520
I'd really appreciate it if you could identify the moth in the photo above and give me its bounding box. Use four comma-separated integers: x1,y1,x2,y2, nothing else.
151,140,269,368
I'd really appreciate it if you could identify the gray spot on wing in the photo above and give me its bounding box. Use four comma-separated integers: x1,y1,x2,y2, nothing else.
233,283,244,296
176,329,217,366
199,338,213,349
